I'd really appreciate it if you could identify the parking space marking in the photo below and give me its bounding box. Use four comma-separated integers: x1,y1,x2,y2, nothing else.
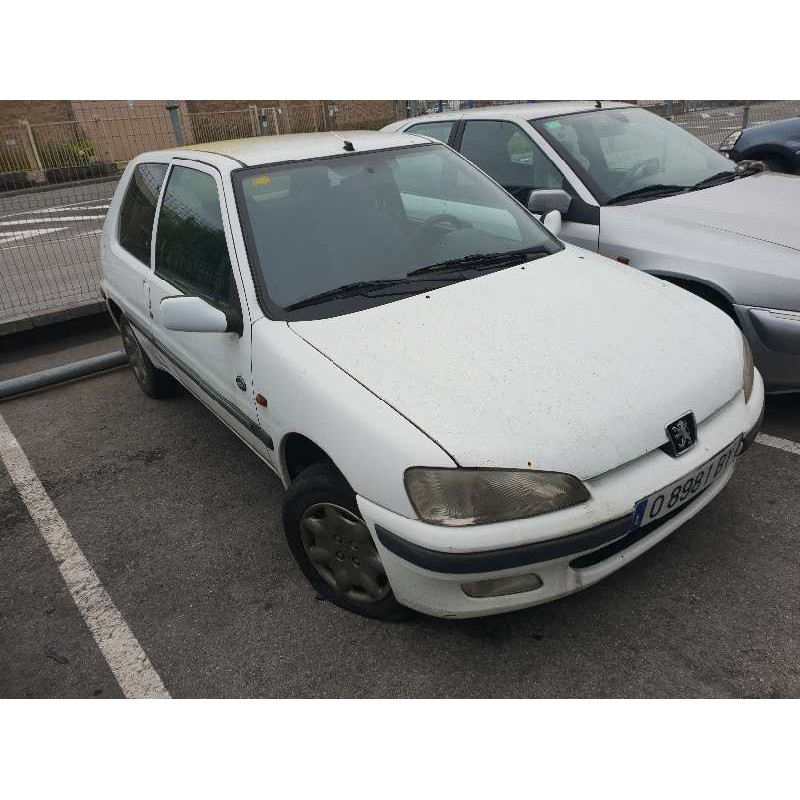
0,229,102,252
0,227,69,245
0,413,170,699
0,215,107,227
756,433,800,457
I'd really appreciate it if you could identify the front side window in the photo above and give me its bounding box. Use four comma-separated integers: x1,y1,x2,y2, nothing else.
154,166,235,307
459,120,565,196
534,107,736,203
235,144,562,319
406,120,455,144
118,162,167,265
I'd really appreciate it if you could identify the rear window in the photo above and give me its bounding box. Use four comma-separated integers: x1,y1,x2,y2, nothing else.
118,163,168,265
406,120,455,143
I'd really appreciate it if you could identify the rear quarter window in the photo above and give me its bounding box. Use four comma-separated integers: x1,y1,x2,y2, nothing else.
118,163,168,265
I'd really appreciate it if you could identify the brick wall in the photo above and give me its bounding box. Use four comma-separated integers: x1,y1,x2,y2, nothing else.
332,100,402,130
185,101,281,114
0,100,405,131
187,100,403,130
0,101,74,130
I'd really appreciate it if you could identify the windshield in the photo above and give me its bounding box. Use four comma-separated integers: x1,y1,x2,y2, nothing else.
533,107,736,204
234,143,562,318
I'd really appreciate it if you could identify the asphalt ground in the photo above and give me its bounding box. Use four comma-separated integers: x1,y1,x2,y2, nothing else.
1,331,799,698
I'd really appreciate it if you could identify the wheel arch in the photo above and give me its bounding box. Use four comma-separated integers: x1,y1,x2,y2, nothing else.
281,432,338,483
106,296,123,328
739,145,792,168
650,273,738,321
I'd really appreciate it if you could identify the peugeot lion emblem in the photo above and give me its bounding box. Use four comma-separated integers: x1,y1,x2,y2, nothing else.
666,412,697,457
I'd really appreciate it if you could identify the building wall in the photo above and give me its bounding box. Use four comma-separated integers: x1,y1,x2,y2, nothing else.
70,101,191,161
0,100,74,129
187,100,403,130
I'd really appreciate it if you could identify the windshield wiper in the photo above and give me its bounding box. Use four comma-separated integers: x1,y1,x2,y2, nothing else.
691,170,738,190
407,246,552,277
606,184,689,205
284,279,412,311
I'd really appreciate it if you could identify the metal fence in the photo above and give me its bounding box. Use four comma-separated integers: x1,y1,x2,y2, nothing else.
637,100,800,148
0,101,334,327
2,100,799,329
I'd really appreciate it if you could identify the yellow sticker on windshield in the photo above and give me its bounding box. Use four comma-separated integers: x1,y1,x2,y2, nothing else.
250,175,272,187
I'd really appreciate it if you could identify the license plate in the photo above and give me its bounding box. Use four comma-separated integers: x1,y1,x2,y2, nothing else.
632,436,742,530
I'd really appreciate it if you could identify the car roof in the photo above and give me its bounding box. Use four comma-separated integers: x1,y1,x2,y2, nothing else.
396,100,633,126
168,130,430,167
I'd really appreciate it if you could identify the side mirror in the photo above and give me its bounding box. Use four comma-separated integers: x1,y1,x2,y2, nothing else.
527,188,572,216
161,295,234,334
542,210,562,237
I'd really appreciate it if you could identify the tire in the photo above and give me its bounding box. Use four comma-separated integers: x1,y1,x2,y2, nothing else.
120,316,175,399
282,462,411,621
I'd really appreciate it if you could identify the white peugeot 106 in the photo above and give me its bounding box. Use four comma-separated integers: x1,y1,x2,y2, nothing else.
101,130,764,620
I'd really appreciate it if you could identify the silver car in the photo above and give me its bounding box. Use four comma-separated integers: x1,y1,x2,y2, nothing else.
385,102,800,392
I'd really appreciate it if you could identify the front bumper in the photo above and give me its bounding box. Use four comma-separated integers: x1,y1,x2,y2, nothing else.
737,305,800,393
357,375,765,618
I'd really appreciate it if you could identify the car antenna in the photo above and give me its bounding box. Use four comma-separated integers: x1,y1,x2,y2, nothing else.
595,100,602,108
331,132,355,151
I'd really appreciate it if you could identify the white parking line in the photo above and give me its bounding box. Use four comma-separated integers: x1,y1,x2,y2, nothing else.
37,204,110,212
0,228,102,252
756,433,800,457
0,227,68,245
0,198,112,220
0,215,107,227
0,413,170,699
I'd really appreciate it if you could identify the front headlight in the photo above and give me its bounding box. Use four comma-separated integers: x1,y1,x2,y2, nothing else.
404,467,590,527
720,130,742,151
742,332,754,403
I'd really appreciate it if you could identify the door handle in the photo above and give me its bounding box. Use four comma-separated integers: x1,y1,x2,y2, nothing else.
144,282,153,319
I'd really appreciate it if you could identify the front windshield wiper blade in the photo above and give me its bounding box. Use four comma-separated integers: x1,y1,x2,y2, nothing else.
284,279,411,311
407,246,552,277
691,170,738,190
606,184,690,205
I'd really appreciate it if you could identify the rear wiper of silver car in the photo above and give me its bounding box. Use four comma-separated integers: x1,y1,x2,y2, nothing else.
606,184,690,205
407,246,552,277
284,279,413,310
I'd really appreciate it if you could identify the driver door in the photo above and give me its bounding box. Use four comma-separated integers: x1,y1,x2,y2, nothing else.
456,119,600,251
144,160,273,462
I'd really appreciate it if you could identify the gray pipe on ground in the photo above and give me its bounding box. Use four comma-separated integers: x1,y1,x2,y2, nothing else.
0,351,129,400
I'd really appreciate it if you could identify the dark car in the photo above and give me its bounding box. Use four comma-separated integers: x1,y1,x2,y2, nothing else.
719,117,800,174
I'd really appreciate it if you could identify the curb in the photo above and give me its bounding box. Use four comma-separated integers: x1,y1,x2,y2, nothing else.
0,174,120,201
0,300,107,338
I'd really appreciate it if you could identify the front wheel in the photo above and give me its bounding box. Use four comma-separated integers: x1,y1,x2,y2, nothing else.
282,462,410,621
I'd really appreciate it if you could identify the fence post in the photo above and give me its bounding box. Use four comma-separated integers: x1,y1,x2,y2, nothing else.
741,103,751,130
94,115,114,163
19,119,43,172
248,105,260,137
165,101,185,146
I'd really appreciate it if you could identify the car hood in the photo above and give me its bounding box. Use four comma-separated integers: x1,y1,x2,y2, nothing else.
636,172,800,252
288,248,744,480
599,173,800,309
